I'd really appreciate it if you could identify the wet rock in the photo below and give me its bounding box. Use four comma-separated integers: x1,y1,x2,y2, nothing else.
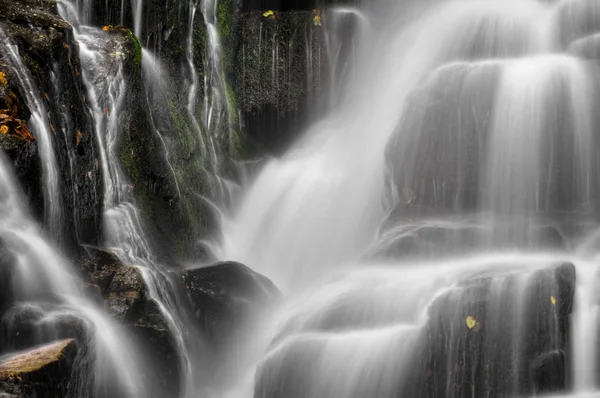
531,350,565,394
0,305,87,353
403,262,576,397
0,243,15,314
0,0,104,249
365,219,568,261
568,33,600,60
236,10,325,154
182,261,281,344
385,62,501,214
0,339,77,398
556,0,600,50
104,266,146,323
76,247,122,296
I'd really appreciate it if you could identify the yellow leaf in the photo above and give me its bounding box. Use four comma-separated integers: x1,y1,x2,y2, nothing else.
313,15,321,26
263,10,275,18
550,296,556,305
0,125,9,134
102,25,112,31
466,316,477,329
0,72,7,86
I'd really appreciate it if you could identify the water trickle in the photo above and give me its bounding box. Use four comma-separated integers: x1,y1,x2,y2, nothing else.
0,33,64,244
55,6,209,396
0,152,146,397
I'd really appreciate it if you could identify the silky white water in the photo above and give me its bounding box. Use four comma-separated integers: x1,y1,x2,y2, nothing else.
0,151,146,397
219,0,600,396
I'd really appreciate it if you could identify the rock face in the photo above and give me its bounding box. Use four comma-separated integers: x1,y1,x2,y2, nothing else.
0,0,103,249
75,248,181,394
404,262,576,397
235,10,325,154
0,339,77,398
182,261,280,344
254,263,576,398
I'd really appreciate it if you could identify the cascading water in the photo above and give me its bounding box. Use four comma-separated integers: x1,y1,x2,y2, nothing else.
0,34,64,244
0,151,146,396
55,5,211,396
6,0,600,396
218,0,600,397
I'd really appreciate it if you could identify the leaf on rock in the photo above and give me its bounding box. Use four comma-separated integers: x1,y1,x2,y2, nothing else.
75,130,83,146
466,316,477,329
0,125,8,135
263,10,275,18
550,296,556,306
0,72,7,86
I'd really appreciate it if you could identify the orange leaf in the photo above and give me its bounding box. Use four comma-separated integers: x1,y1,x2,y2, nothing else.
75,130,83,146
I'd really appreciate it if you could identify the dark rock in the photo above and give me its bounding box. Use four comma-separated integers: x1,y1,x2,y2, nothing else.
0,0,104,249
105,265,146,323
182,261,280,344
0,339,77,398
0,305,87,353
76,247,122,296
0,243,16,315
235,10,325,154
405,262,576,397
255,262,576,398
530,350,565,394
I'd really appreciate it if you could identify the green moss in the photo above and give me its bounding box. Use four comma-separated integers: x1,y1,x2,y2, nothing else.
124,28,143,76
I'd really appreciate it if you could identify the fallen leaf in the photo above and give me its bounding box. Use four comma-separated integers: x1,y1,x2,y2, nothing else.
550,296,556,306
103,108,109,115
263,10,275,18
466,316,477,329
0,125,9,134
0,72,7,86
75,130,83,145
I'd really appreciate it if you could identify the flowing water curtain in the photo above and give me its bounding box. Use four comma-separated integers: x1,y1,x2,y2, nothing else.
0,151,148,397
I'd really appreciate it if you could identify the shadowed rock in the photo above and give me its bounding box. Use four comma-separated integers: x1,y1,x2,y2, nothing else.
0,339,77,398
254,262,575,398
182,261,281,344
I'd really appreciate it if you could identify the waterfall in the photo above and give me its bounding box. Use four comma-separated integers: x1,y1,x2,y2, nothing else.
57,19,206,398
5,0,600,396
0,151,146,396
0,34,64,244
219,0,600,397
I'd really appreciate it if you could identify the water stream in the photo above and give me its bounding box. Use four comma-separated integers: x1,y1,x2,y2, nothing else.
4,0,600,396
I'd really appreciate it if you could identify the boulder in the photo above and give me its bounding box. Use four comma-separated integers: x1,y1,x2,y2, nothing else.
254,262,576,398
0,339,77,398
181,261,280,344
404,262,576,397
